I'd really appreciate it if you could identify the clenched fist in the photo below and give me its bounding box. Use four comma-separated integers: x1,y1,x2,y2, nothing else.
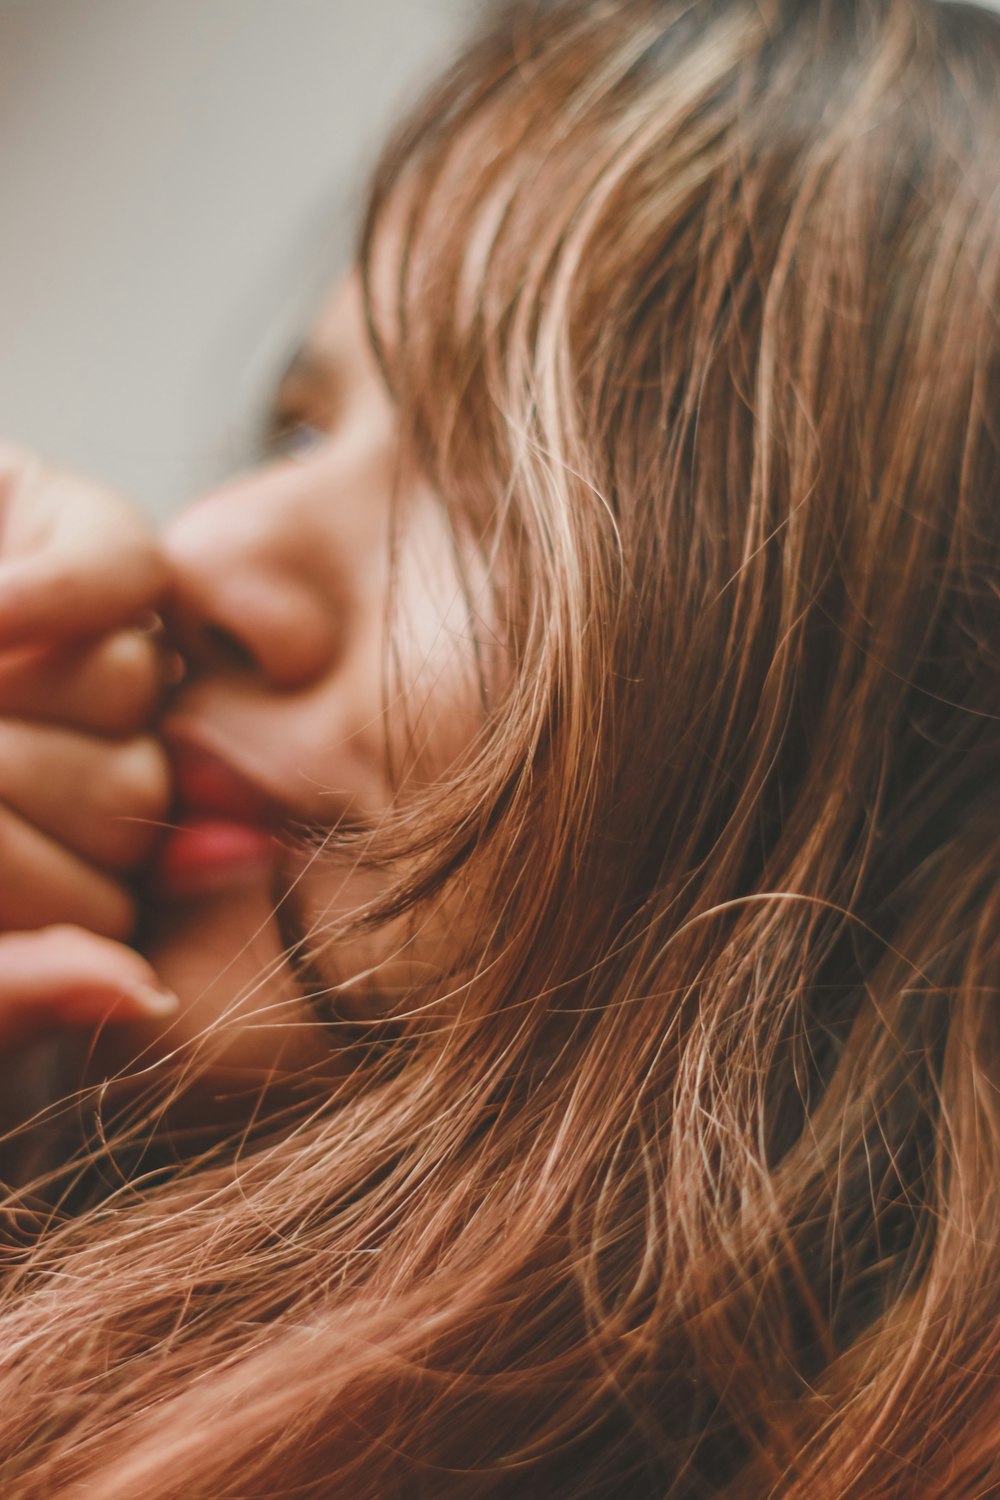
0,445,178,1047
0,443,175,937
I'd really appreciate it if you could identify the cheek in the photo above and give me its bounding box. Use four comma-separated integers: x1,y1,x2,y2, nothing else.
94,884,334,1101
387,503,501,783
283,512,504,1019
285,847,479,1026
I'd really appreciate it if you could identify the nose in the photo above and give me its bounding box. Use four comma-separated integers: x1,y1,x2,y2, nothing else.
162,466,342,691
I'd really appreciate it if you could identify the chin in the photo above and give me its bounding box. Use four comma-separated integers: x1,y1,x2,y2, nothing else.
84,875,338,1125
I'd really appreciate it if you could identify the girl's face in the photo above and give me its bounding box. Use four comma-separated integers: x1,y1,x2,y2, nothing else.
127,275,490,1092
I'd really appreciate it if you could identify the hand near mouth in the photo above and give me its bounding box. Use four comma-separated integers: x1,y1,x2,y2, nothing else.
0,443,183,1112
0,444,174,939
147,738,283,902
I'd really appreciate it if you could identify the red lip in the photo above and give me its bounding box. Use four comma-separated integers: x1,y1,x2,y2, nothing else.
149,734,285,899
170,741,281,828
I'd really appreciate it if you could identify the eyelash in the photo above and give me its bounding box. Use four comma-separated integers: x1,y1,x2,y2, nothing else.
265,418,327,462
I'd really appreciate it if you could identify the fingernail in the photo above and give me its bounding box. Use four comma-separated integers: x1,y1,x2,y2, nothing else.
134,610,165,636
127,983,180,1017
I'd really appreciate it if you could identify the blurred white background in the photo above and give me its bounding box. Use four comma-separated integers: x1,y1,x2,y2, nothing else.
3,0,991,524
0,0,469,518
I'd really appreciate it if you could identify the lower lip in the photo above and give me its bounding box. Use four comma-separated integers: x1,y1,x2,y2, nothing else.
151,819,277,898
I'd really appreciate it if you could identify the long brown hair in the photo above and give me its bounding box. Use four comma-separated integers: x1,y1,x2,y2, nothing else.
1,1,998,1493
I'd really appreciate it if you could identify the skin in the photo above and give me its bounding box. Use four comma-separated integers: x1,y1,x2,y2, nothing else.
0,276,491,1103
0,445,178,1046
151,273,497,1094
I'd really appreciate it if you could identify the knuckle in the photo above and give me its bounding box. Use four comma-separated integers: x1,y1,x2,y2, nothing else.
93,738,171,869
41,922,89,949
34,922,109,966
106,737,171,820
94,632,161,727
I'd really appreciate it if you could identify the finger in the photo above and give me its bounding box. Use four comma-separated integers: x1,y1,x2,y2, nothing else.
0,723,170,870
0,451,168,646
0,926,178,1050
0,545,167,647
0,802,135,938
0,629,182,735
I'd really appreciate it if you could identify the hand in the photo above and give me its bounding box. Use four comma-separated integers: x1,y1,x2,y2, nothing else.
0,926,177,1051
0,445,174,938
0,442,167,645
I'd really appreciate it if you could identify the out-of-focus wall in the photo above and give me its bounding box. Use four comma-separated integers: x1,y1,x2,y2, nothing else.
0,0,468,518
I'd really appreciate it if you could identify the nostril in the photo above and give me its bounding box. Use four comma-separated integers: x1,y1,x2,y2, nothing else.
202,624,258,674
162,565,337,690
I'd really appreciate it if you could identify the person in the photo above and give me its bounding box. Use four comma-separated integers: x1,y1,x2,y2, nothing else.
0,0,997,1493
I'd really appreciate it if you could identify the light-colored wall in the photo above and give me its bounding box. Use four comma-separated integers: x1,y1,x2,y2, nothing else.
0,0,468,518
3,0,994,524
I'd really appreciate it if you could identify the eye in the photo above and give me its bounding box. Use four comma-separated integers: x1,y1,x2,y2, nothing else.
262,352,341,465
263,414,328,464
